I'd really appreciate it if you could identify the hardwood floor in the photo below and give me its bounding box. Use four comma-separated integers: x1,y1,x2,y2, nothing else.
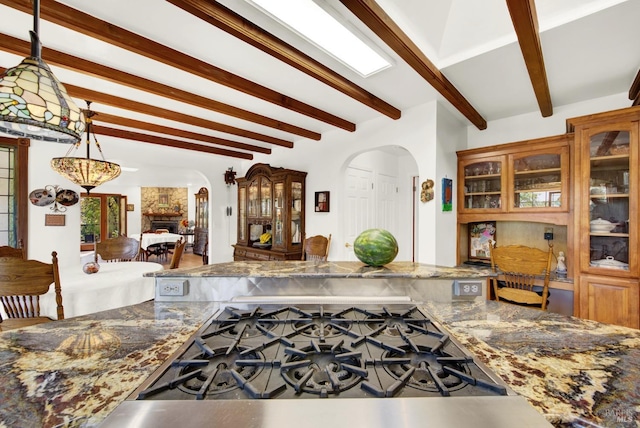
149,249,205,269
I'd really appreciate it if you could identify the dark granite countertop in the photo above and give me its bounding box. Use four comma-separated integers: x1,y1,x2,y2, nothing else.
1,299,638,427
148,260,494,279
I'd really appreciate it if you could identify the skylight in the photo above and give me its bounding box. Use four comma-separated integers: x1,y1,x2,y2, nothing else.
247,0,392,77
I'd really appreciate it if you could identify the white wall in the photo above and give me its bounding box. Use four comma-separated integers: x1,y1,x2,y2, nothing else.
27,138,243,266
25,92,633,268
248,100,455,264
466,92,630,148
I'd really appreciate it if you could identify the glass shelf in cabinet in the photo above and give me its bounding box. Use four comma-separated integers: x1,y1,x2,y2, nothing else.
514,167,561,176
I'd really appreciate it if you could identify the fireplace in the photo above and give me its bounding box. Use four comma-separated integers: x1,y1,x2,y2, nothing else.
150,221,179,233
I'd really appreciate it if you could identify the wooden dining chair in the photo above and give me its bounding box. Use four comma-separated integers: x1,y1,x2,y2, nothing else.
137,233,150,261
0,251,64,331
489,243,553,310
301,234,331,261
169,237,187,269
95,235,140,263
0,239,25,258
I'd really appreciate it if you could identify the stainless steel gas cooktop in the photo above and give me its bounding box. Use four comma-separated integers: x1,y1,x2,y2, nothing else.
101,303,552,427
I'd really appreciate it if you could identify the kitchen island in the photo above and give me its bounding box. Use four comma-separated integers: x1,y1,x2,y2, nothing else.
0,262,638,427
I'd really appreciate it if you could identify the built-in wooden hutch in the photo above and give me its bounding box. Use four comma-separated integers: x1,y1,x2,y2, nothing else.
457,105,640,329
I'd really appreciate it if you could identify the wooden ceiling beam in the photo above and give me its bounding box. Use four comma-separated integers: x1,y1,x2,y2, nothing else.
0,0,354,133
93,112,271,155
0,33,320,141
92,125,253,160
506,0,553,117
62,83,294,148
2,63,293,147
339,0,486,130
167,0,401,121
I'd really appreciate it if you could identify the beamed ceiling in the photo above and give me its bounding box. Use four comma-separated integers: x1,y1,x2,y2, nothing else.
0,0,639,173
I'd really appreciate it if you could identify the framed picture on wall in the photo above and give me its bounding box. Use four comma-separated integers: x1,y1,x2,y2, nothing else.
468,221,496,261
158,194,169,208
315,191,330,212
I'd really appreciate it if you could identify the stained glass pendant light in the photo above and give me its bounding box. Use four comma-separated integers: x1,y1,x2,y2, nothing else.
51,101,121,193
0,0,84,143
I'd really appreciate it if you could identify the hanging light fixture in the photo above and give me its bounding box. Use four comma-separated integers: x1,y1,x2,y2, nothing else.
51,101,121,194
0,0,84,143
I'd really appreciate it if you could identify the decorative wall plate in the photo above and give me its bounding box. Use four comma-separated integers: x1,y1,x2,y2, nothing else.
29,188,55,206
56,189,79,206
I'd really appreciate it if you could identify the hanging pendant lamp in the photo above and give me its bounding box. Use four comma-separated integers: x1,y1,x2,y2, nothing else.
51,101,121,194
0,0,84,143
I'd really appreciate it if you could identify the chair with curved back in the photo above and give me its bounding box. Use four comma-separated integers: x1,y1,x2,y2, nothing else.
0,239,25,259
301,234,331,261
95,235,140,263
169,237,187,269
489,243,553,310
0,251,64,331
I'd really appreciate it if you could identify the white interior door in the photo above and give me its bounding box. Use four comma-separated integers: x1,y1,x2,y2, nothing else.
345,166,373,260
377,172,399,235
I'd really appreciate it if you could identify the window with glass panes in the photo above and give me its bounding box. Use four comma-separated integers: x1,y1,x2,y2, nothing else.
0,145,17,247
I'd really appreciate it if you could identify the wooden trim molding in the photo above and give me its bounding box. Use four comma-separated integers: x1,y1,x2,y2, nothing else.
0,136,29,256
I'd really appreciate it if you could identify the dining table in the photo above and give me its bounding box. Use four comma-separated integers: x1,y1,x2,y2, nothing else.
136,233,183,250
38,261,163,319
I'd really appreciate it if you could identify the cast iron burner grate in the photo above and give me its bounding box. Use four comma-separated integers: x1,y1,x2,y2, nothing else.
134,304,510,401
290,306,353,341
137,345,266,400
207,306,282,338
280,339,366,397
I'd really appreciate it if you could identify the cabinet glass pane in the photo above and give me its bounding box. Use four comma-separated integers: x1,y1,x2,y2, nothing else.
261,178,272,218
248,180,258,217
513,153,562,208
291,182,302,244
239,187,246,241
274,183,284,245
588,130,630,270
463,161,502,209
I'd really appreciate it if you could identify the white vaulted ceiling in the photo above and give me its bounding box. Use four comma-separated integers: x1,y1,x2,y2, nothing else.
0,0,638,179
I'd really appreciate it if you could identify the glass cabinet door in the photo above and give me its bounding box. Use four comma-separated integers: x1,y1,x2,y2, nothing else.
260,178,272,218
273,182,284,246
238,187,246,242
461,158,503,211
586,129,631,273
511,147,568,211
248,180,258,217
291,182,302,244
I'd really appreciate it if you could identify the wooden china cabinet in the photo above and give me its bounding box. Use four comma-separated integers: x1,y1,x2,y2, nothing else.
568,106,640,329
457,134,571,225
193,187,208,256
233,163,307,261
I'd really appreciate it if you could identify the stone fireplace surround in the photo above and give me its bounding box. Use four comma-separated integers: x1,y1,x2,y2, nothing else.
141,187,188,232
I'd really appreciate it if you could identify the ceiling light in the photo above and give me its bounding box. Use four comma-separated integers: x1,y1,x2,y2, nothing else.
248,0,391,77
51,101,121,194
0,0,84,143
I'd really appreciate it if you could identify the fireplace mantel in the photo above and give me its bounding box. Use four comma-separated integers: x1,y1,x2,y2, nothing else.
143,213,182,217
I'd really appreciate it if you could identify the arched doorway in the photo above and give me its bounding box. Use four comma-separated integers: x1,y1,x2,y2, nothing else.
343,146,419,261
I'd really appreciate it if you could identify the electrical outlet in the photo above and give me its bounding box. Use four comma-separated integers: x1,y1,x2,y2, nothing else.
453,280,483,297
159,280,188,296
544,227,554,241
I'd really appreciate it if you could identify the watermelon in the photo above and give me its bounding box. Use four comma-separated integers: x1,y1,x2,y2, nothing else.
353,229,399,266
